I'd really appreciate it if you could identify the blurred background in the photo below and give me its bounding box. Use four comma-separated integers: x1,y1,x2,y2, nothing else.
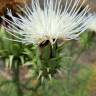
0,0,96,96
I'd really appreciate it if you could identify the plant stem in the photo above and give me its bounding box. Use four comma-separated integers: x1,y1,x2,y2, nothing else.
12,60,23,96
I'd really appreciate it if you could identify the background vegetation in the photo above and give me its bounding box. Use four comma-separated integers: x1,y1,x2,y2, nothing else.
0,26,96,96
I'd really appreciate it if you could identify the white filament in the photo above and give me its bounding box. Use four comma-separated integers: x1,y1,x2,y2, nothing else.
2,0,93,45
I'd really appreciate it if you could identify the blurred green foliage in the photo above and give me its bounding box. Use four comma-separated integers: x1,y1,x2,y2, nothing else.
0,26,38,68
0,26,96,96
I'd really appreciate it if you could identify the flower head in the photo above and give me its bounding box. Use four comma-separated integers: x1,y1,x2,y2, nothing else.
2,0,92,45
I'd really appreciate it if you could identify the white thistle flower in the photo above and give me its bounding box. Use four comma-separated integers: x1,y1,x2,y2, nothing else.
2,0,92,45
87,14,96,32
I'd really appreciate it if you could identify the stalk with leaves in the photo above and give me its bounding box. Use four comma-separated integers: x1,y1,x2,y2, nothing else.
0,0,94,95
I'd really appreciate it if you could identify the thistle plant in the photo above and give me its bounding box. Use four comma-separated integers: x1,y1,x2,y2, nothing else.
1,0,93,95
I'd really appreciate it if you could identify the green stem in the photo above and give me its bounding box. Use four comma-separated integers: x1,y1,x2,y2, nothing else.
39,42,59,77
12,60,23,96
